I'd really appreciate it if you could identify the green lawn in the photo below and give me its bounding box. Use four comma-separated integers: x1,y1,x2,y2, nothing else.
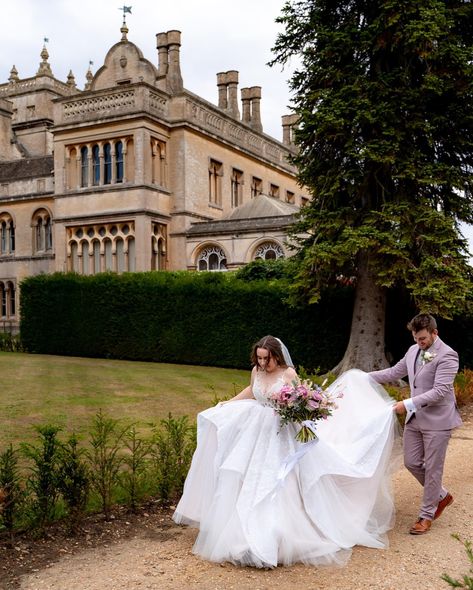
0,352,249,448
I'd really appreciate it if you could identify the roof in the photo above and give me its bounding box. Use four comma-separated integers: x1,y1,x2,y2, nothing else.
187,194,299,236
223,194,299,220
0,156,54,182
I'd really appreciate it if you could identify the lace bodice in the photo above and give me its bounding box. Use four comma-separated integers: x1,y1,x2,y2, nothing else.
253,372,285,406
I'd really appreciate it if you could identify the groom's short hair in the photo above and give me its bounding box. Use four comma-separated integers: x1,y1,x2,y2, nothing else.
407,313,437,333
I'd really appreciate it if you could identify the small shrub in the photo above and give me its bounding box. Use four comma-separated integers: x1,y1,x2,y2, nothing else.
57,435,90,532
119,426,151,512
150,414,196,502
0,333,24,352
0,445,23,537
454,370,473,407
21,425,62,532
86,411,128,520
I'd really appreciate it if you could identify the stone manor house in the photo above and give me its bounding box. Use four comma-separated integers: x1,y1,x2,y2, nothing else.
0,20,306,332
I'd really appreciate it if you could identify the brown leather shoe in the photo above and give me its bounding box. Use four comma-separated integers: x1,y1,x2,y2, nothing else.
409,518,432,535
434,493,453,520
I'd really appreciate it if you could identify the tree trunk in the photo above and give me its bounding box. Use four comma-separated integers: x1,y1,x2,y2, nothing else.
332,254,389,374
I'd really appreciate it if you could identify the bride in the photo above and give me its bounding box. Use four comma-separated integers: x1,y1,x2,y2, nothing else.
173,335,402,568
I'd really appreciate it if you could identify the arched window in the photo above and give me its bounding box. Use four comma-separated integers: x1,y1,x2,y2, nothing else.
92,144,100,185
0,214,15,256
81,241,90,275
115,141,124,183
104,143,112,184
254,241,285,261
197,246,227,271
0,222,7,253
32,209,53,253
67,223,136,274
151,222,167,270
81,146,89,187
0,282,6,317
70,242,79,271
127,237,135,272
116,238,125,273
104,238,113,271
7,281,15,316
92,240,101,274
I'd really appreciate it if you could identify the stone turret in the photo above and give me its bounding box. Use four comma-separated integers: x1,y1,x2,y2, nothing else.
156,30,183,94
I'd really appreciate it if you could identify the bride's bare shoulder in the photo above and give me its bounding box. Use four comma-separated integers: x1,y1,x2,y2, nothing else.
283,366,299,383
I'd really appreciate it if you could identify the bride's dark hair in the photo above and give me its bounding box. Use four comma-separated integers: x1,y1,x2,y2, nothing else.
250,335,287,369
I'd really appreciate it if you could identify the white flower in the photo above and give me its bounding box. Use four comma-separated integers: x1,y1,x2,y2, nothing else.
422,351,436,364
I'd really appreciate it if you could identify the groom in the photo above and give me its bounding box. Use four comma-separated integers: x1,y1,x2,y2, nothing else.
369,313,462,535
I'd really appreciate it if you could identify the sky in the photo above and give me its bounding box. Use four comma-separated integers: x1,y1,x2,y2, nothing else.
2,0,473,250
1,0,296,141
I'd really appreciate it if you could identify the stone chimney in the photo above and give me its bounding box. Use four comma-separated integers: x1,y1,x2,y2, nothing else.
241,86,263,132
282,114,299,146
156,30,183,94
241,87,251,124
249,86,262,133
216,71,240,119
167,30,183,94
156,32,169,77
217,72,228,110
226,71,240,119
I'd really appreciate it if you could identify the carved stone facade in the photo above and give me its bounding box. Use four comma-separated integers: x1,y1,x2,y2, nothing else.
0,22,306,332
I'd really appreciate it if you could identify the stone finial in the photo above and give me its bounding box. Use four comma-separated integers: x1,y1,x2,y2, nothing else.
84,63,94,91
120,5,132,41
8,65,19,83
282,114,299,145
67,70,76,88
226,70,240,119
36,41,53,76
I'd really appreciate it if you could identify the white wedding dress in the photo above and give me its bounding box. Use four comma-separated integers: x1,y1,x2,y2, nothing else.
173,369,402,568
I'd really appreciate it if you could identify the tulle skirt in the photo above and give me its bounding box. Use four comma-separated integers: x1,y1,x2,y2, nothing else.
173,369,402,568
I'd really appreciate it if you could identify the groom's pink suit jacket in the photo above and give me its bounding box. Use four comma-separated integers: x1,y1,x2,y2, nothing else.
370,337,462,430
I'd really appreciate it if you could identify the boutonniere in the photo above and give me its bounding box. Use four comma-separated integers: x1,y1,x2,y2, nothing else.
422,351,436,364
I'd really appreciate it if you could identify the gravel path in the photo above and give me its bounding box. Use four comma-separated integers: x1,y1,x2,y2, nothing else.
18,420,473,590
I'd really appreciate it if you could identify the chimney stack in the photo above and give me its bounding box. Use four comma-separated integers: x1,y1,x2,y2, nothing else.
225,70,240,119
241,86,263,132
217,72,228,110
249,86,262,133
156,32,169,77
155,30,183,94
216,71,240,119
281,114,299,146
241,87,251,124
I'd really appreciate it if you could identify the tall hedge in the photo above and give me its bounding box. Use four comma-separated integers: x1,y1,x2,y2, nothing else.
19,272,354,372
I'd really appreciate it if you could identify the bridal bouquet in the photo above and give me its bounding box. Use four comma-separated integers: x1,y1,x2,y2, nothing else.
269,379,342,443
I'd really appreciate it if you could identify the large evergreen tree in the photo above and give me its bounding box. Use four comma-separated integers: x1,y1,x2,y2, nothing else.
272,0,473,371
